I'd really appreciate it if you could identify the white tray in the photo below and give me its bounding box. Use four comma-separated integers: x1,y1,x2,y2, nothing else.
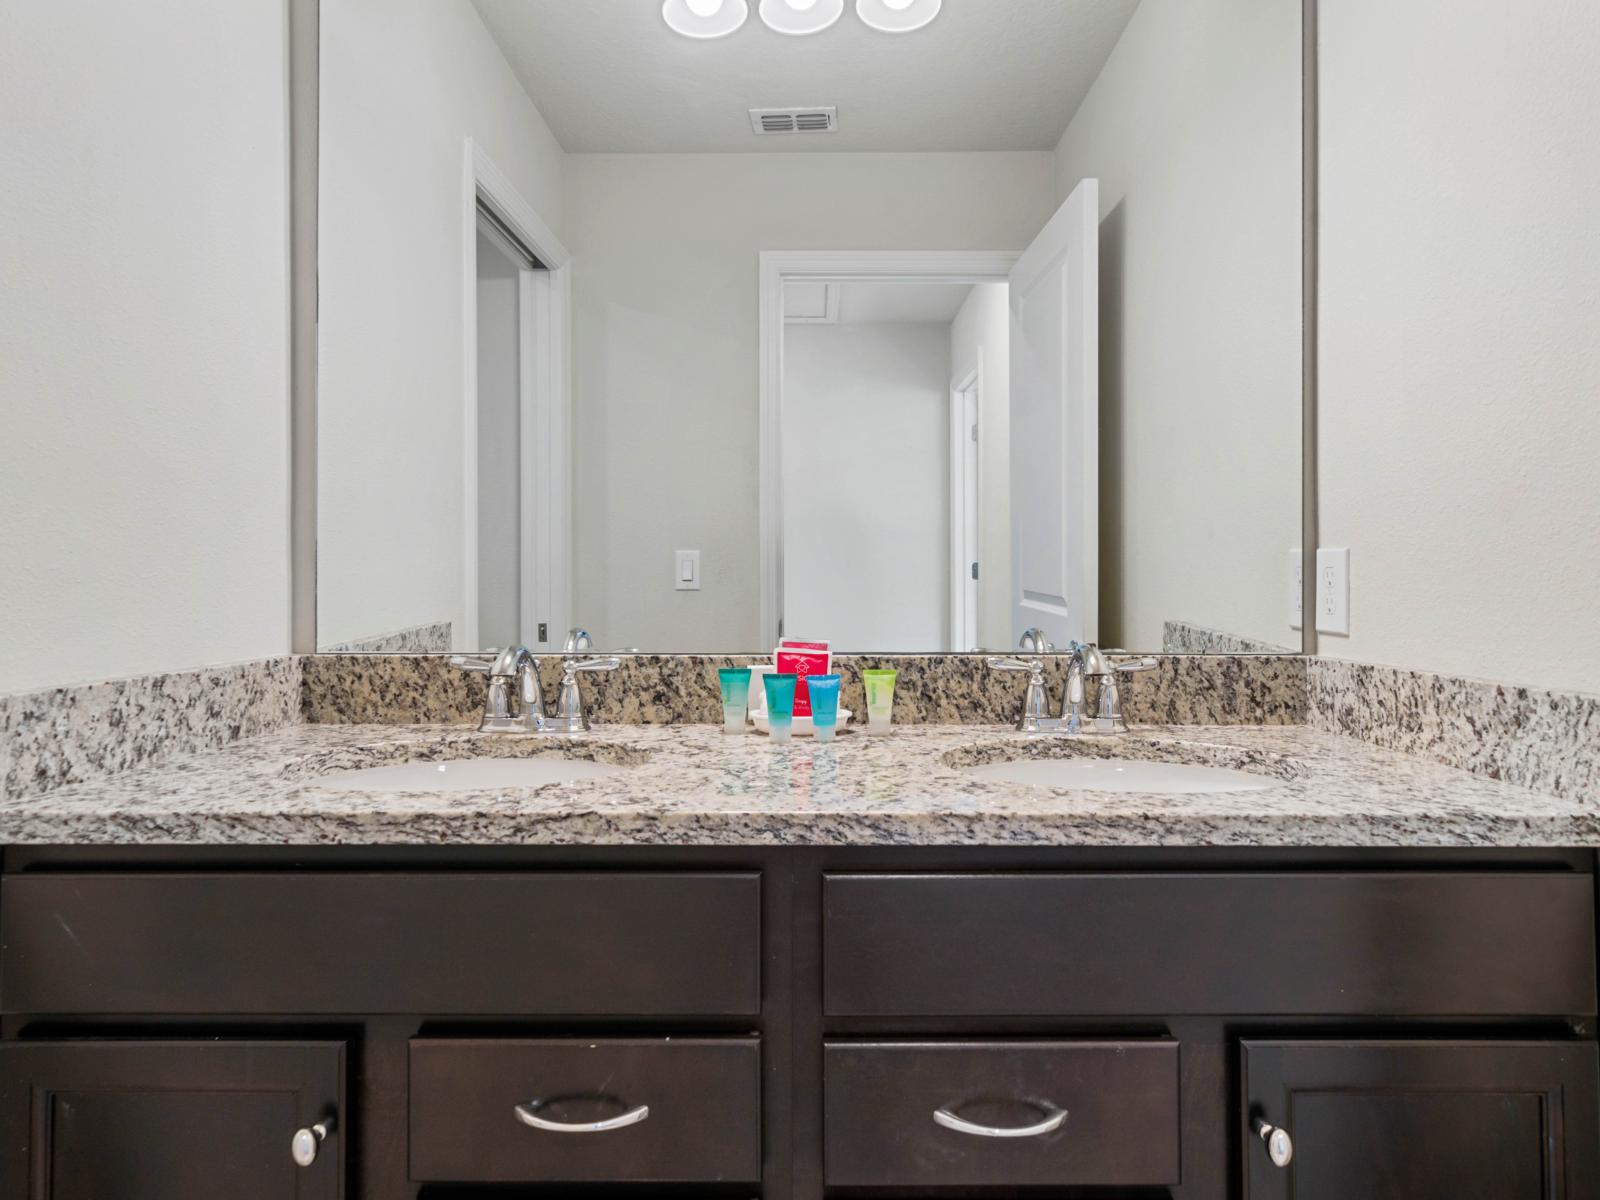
752,709,853,737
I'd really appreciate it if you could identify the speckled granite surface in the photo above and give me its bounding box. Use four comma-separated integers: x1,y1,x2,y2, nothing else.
1309,658,1600,803
1,658,301,801
302,653,1308,727
1163,621,1295,655
0,721,1591,847
321,621,452,654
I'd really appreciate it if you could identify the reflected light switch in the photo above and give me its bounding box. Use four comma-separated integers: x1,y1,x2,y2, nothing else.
675,550,701,591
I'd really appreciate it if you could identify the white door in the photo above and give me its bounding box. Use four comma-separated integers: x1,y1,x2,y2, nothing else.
1009,177,1099,648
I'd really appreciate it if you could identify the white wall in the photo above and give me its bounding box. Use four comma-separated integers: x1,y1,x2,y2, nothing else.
317,0,566,649
1319,0,1600,695
783,323,951,651
1054,0,1302,652
950,283,1012,650
564,151,1058,650
0,0,291,694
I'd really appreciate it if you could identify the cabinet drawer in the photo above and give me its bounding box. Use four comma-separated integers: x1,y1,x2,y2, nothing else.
0,872,760,1015
409,1037,761,1183
823,872,1595,1016
1241,1040,1600,1198
824,1040,1179,1187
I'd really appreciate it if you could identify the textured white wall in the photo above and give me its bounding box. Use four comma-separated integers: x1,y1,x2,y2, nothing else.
1319,0,1600,694
783,323,951,651
563,151,1059,651
1054,0,1303,652
950,283,1014,651
0,0,291,693
317,0,566,649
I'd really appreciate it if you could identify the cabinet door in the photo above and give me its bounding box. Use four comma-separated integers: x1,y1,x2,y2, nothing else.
0,1041,344,1200
1242,1040,1599,1199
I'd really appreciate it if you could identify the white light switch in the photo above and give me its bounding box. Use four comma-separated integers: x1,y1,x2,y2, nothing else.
675,549,701,591
1316,547,1350,635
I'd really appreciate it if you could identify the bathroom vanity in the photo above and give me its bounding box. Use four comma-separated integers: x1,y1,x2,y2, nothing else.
3,722,1597,1200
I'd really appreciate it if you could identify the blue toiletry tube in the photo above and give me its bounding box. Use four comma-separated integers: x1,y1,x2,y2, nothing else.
718,667,752,734
763,673,798,743
807,674,842,743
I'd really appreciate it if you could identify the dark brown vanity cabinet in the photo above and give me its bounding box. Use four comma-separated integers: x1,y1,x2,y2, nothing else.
0,1041,344,1200
2,849,1597,1200
1241,1040,1600,1198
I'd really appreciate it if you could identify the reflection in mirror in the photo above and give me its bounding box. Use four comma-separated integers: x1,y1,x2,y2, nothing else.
316,0,1302,656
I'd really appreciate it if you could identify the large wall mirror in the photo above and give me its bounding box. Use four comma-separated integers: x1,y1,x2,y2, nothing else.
314,0,1305,656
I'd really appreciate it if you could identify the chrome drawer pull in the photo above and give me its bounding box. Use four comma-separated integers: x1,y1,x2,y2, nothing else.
934,1103,1067,1139
514,1099,650,1133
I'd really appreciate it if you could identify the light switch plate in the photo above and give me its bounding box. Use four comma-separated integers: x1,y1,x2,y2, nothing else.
675,549,701,591
1315,547,1350,635
1287,549,1303,631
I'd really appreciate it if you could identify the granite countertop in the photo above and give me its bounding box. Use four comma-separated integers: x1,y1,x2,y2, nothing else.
1,721,1595,847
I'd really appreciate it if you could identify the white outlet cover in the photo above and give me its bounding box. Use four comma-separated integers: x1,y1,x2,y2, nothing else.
1316,547,1350,635
1287,549,1303,631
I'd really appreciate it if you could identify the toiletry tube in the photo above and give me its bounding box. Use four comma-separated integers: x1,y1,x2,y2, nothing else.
763,673,798,743
862,669,898,734
718,668,752,734
807,674,842,743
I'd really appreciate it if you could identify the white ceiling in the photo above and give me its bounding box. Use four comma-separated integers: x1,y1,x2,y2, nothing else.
471,0,1141,153
786,281,978,325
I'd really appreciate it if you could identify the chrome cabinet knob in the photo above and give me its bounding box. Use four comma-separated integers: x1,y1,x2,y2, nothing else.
291,1118,333,1168
1253,1116,1293,1167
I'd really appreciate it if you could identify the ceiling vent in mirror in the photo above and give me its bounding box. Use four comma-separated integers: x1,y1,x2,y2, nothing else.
749,107,838,135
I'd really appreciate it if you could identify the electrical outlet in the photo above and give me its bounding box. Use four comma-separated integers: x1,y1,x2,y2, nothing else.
1287,550,1303,630
1316,547,1350,635
675,549,701,591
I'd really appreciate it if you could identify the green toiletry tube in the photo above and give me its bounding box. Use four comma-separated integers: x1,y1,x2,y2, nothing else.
718,667,752,734
862,669,898,735
763,673,798,743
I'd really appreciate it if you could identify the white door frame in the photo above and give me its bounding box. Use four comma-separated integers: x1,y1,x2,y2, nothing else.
462,139,570,651
758,250,1018,647
949,365,981,650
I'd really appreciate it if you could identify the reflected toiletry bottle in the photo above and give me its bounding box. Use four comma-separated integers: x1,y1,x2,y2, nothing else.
718,667,752,734
763,673,798,743
807,674,842,743
862,669,898,734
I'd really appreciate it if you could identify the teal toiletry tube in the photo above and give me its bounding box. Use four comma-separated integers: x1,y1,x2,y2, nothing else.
862,669,898,734
807,674,842,743
718,667,752,734
763,673,798,743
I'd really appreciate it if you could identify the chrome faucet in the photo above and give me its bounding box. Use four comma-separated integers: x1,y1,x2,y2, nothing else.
548,654,622,733
449,646,548,733
1067,641,1158,734
986,656,1058,733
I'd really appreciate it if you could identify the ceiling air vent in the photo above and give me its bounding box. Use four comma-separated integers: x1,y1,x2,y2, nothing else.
749,106,838,135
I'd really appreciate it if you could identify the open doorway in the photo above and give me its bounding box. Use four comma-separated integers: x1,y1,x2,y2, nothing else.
460,141,571,653
774,274,1012,651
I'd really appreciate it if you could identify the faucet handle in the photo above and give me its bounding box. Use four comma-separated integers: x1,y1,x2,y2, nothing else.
1114,656,1159,674
986,657,1056,733
449,653,497,674
567,656,621,674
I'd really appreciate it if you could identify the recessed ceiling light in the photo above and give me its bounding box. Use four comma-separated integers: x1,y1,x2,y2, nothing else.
662,0,750,39
855,0,941,33
760,0,844,36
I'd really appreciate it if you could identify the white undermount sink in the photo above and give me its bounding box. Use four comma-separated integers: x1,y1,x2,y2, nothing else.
313,757,631,792
963,757,1274,794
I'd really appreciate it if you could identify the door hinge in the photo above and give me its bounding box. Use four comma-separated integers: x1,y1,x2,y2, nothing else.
971,562,980,581
970,423,979,443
